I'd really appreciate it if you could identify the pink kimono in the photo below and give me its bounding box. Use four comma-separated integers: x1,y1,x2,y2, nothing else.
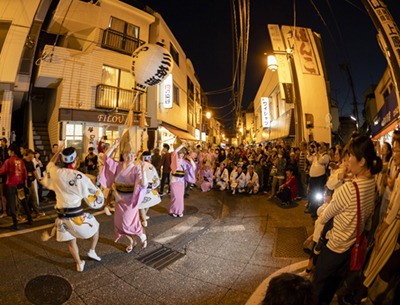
200,169,213,192
99,156,146,242
170,149,196,215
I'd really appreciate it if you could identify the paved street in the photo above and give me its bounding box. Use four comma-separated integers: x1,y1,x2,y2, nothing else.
0,185,316,305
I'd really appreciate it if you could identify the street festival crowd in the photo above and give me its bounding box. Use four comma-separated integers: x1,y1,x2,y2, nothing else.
0,129,400,305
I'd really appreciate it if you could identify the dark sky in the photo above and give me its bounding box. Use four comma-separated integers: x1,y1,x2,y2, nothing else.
137,0,400,131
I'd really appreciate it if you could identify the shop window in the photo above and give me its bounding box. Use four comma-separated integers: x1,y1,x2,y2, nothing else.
170,43,179,67
66,123,84,159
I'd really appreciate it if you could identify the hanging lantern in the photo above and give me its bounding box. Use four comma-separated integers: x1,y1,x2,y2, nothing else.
131,43,173,88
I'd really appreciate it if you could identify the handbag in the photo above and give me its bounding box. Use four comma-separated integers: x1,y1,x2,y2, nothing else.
350,181,368,271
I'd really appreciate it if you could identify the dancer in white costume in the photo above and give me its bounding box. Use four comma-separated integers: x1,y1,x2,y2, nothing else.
215,162,229,190
42,143,104,272
245,165,260,194
137,151,161,227
230,164,246,194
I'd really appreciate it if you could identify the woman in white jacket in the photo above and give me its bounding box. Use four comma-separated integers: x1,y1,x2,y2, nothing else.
245,165,259,194
215,162,229,190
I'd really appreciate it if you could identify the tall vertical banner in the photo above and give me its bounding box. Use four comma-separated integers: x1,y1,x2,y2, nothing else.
362,0,400,111
163,74,173,108
268,24,292,84
293,28,319,75
261,97,270,128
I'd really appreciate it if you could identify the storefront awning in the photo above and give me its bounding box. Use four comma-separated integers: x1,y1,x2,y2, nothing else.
372,90,399,138
372,119,398,140
260,109,295,142
161,123,197,141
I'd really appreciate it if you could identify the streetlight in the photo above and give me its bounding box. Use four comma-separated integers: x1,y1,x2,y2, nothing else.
350,115,359,129
240,128,243,133
206,112,211,119
267,55,278,71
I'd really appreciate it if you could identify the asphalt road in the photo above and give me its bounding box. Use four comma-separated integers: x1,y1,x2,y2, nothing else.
0,184,316,305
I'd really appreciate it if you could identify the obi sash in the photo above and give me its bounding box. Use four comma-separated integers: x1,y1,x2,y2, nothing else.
56,206,84,218
114,183,135,193
172,169,185,178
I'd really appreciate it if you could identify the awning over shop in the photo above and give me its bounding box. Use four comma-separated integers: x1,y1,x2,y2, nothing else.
260,109,295,142
372,90,399,138
161,123,197,141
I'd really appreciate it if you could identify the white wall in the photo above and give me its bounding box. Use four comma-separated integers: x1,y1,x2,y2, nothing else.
0,0,41,83
151,13,188,131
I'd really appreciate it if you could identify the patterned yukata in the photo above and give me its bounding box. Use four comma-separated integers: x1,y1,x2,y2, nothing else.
45,163,104,242
137,161,161,209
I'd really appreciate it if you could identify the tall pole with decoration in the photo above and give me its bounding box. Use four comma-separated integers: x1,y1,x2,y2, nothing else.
361,0,400,121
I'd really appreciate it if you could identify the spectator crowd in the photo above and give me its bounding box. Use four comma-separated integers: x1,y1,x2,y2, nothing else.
1,129,400,304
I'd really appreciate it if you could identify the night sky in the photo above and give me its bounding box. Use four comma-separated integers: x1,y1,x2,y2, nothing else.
135,0,400,131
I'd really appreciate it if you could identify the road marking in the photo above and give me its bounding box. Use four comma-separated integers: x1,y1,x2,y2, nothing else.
0,210,105,239
208,224,245,232
153,216,203,244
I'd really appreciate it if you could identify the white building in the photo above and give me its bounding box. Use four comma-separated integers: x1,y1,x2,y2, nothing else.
0,0,51,144
254,25,332,146
28,0,207,163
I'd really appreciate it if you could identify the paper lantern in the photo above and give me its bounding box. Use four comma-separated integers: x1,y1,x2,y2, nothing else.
131,43,173,88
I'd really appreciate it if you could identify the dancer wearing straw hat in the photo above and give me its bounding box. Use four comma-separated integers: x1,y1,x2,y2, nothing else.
99,138,148,253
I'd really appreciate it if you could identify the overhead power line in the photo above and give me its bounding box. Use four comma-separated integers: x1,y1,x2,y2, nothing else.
344,0,368,15
205,86,233,95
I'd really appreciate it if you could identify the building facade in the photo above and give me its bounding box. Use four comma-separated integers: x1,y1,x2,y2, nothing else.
253,25,332,146
0,0,51,144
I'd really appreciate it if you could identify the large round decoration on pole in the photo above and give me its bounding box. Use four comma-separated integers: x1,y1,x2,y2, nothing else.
131,43,173,88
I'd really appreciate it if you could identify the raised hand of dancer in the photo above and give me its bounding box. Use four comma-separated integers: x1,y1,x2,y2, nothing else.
106,138,120,157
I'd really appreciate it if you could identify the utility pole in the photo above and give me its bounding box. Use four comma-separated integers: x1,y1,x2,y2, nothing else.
342,62,360,124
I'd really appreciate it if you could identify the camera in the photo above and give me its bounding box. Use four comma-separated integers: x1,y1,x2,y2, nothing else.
103,135,108,140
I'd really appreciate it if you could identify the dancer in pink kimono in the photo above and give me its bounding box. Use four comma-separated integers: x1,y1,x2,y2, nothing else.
99,139,148,253
200,161,213,192
170,143,196,217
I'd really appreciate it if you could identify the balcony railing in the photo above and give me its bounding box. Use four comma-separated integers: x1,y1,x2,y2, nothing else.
100,28,145,55
96,84,140,112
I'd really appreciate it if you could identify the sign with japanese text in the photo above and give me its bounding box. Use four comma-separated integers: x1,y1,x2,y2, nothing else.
163,74,173,109
268,25,293,84
367,1,400,78
261,97,270,128
268,24,286,52
195,129,200,140
282,26,320,75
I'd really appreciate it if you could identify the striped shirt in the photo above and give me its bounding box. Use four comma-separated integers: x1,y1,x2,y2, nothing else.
298,151,307,172
323,178,376,253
